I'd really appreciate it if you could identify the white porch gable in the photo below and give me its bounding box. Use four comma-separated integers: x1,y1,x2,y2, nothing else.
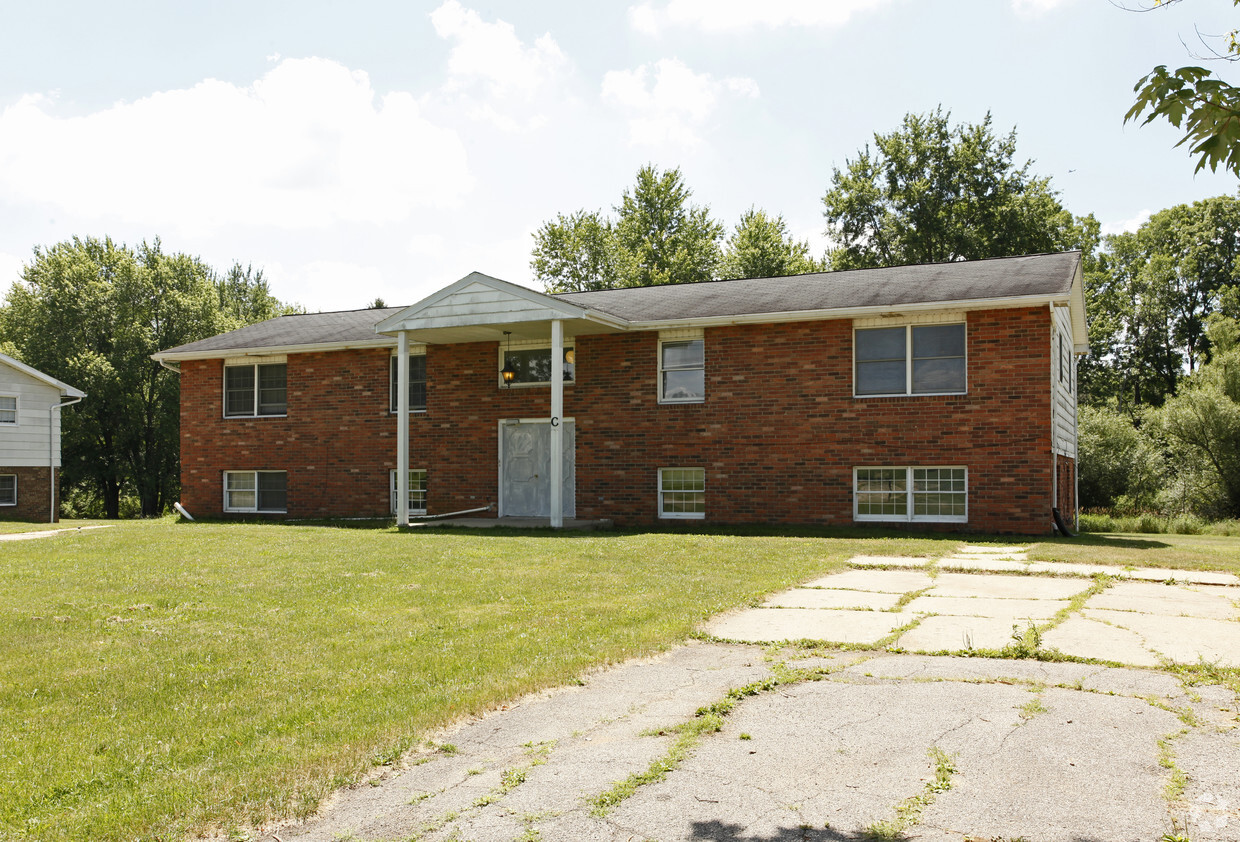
374,272,628,343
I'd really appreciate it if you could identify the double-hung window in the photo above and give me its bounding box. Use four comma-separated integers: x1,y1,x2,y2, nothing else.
854,467,967,523
390,469,428,515
659,338,705,403
0,395,16,425
658,468,705,519
855,324,966,396
224,470,287,513
390,353,427,412
224,362,287,417
0,474,15,506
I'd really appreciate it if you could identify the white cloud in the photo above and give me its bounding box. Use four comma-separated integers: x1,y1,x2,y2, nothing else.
1011,0,1077,17
0,58,473,235
629,0,894,33
283,259,389,312
429,0,569,131
602,59,758,147
1102,209,1151,236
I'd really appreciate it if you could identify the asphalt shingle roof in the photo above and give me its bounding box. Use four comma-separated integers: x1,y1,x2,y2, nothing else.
157,252,1080,357
557,252,1081,321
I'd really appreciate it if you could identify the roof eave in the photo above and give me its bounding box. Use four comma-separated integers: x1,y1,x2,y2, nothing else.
620,291,1078,331
151,337,398,363
0,352,86,397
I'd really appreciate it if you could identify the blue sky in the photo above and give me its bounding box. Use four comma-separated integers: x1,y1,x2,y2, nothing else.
1,0,1236,312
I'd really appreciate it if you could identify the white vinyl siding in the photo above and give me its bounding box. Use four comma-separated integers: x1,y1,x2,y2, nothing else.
0,474,15,506
0,373,66,467
658,468,705,519
1051,307,1077,457
390,469,428,515
224,362,287,417
224,470,287,513
855,324,966,397
854,467,967,523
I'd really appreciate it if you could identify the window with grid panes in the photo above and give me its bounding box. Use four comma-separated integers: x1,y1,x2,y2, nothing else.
658,468,705,519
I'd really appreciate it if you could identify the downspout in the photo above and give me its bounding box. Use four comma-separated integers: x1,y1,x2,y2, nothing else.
1049,304,1057,531
49,395,84,523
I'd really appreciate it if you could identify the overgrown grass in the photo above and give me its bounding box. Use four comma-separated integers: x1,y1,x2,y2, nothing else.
1079,512,1240,537
1,519,945,842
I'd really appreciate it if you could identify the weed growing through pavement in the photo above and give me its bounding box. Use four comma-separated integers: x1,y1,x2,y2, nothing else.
865,746,957,840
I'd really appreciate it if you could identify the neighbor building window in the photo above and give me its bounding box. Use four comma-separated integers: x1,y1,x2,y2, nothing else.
0,395,15,425
390,469,428,515
854,467,967,523
855,324,966,396
0,474,15,506
659,339,705,403
498,345,574,387
224,363,287,417
223,470,287,513
390,354,427,412
659,467,705,519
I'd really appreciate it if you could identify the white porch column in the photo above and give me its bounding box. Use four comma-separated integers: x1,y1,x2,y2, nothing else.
550,319,564,529
396,330,410,527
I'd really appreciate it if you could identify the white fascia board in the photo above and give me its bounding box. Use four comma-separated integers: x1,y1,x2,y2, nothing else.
0,352,86,398
151,337,396,363
621,292,1075,332
1068,262,1090,354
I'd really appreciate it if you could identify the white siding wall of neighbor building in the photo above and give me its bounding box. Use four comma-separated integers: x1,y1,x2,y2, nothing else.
1051,304,1077,458
0,370,65,467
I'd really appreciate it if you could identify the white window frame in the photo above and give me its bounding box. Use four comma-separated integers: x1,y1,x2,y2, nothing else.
389,469,427,515
658,337,706,404
853,466,968,524
223,470,288,513
658,467,706,520
0,473,15,506
223,362,287,418
389,351,428,413
0,394,17,426
497,341,575,389
853,323,967,398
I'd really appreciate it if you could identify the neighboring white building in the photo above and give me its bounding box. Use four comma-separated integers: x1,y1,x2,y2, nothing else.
0,353,85,522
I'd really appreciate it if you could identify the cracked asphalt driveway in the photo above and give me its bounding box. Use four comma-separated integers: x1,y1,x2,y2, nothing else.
277,552,1240,842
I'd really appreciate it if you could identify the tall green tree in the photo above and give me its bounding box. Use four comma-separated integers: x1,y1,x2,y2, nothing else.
1125,1,1240,176
1,237,294,517
1153,315,1240,517
531,165,724,292
1079,194,1240,408
718,208,825,279
821,108,1075,270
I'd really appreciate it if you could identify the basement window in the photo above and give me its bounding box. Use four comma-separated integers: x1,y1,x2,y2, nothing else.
390,469,428,515
854,467,967,523
224,470,287,513
659,467,705,519
0,474,15,506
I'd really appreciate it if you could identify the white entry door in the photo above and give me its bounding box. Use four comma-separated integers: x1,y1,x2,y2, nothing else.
500,420,575,518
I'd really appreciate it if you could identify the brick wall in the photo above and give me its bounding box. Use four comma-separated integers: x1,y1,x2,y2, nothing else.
178,306,1058,534
0,465,57,522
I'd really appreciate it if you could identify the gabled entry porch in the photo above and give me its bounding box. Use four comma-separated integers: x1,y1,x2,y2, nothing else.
374,272,630,528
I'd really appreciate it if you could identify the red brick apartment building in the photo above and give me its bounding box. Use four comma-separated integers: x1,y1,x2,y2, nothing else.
153,252,1087,534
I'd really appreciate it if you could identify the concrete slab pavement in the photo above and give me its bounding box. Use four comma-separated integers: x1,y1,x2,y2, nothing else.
274,552,1240,842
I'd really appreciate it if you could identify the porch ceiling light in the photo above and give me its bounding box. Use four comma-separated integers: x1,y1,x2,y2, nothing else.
501,331,516,386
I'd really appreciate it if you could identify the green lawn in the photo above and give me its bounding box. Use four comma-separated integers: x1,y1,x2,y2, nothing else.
2,520,1237,841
